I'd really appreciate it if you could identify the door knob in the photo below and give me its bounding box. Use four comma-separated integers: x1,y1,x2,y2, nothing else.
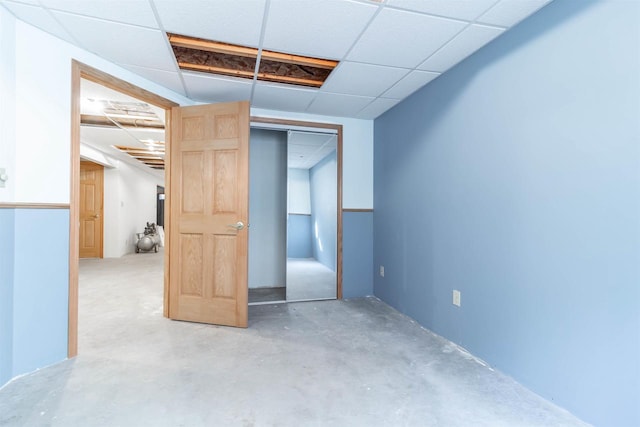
227,221,244,230
93,214,100,218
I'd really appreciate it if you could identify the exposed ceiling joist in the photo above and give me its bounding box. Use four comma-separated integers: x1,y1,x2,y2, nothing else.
81,114,165,130
168,33,338,88
115,145,165,170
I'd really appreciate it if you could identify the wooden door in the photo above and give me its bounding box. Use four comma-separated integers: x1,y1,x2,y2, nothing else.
168,101,249,327
79,161,104,258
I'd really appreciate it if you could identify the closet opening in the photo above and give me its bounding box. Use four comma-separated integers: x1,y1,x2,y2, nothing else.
247,119,342,305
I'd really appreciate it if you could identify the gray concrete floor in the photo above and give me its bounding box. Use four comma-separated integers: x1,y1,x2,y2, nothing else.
0,251,589,427
286,258,336,301
249,287,286,304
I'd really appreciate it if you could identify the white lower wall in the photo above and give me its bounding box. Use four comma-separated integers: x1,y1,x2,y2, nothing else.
103,160,163,258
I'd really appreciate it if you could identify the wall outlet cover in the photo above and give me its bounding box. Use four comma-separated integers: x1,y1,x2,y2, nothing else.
453,290,461,307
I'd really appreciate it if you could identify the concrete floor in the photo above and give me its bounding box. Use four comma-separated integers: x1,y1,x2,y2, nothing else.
0,251,589,427
286,258,336,301
249,258,336,304
249,286,286,304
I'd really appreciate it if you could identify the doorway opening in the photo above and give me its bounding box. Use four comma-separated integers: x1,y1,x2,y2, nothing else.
69,61,177,357
76,75,168,355
69,63,343,355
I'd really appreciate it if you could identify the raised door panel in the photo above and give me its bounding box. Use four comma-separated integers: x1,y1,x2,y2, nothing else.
169,101,249,327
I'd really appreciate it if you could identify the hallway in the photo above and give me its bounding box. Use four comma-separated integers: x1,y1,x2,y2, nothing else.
0,252,589,426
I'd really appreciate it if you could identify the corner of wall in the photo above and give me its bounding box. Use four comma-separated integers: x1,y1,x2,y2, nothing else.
0,209,15,386
0,7,17,203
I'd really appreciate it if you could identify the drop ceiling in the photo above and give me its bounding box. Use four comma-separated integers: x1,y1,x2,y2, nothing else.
81,79,336,176
288,132,337,170
1,0,552,119
80,79,166,179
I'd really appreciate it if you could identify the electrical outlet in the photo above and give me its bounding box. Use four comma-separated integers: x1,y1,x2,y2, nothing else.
0,168,7,188
453,290,461,307
379,265,385,277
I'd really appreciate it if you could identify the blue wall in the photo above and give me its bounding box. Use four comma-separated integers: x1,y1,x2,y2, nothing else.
248,129,287,288
373,1,639,426
0,209,15,385
0,208,69,386
287,214,312,258
309,151,337,271
342,211,373,299
12,209,69,376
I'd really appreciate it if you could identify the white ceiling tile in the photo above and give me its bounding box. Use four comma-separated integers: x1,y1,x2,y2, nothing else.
182,72,252,103
382,70,439,99
263,0,378,59
306,93,374,117
1,1,77,44
153,0,266,48
289,144,318,154
2,0,40,5
81,126,152,153
252,83,317,112
40,0,158,28
347,8,467,68
81,78,167,125
287,131,337,169
319,146,337,157
419,24,504,72
289,132,334,147
387,0,498,21
52,11,176,71
121,64,186,96
81,127,164,178
477,0,552,27
355,98,401,119
81,79,144,105
321,62,409,97
1,0,554,121
288,145,308,155
289,142,315,151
